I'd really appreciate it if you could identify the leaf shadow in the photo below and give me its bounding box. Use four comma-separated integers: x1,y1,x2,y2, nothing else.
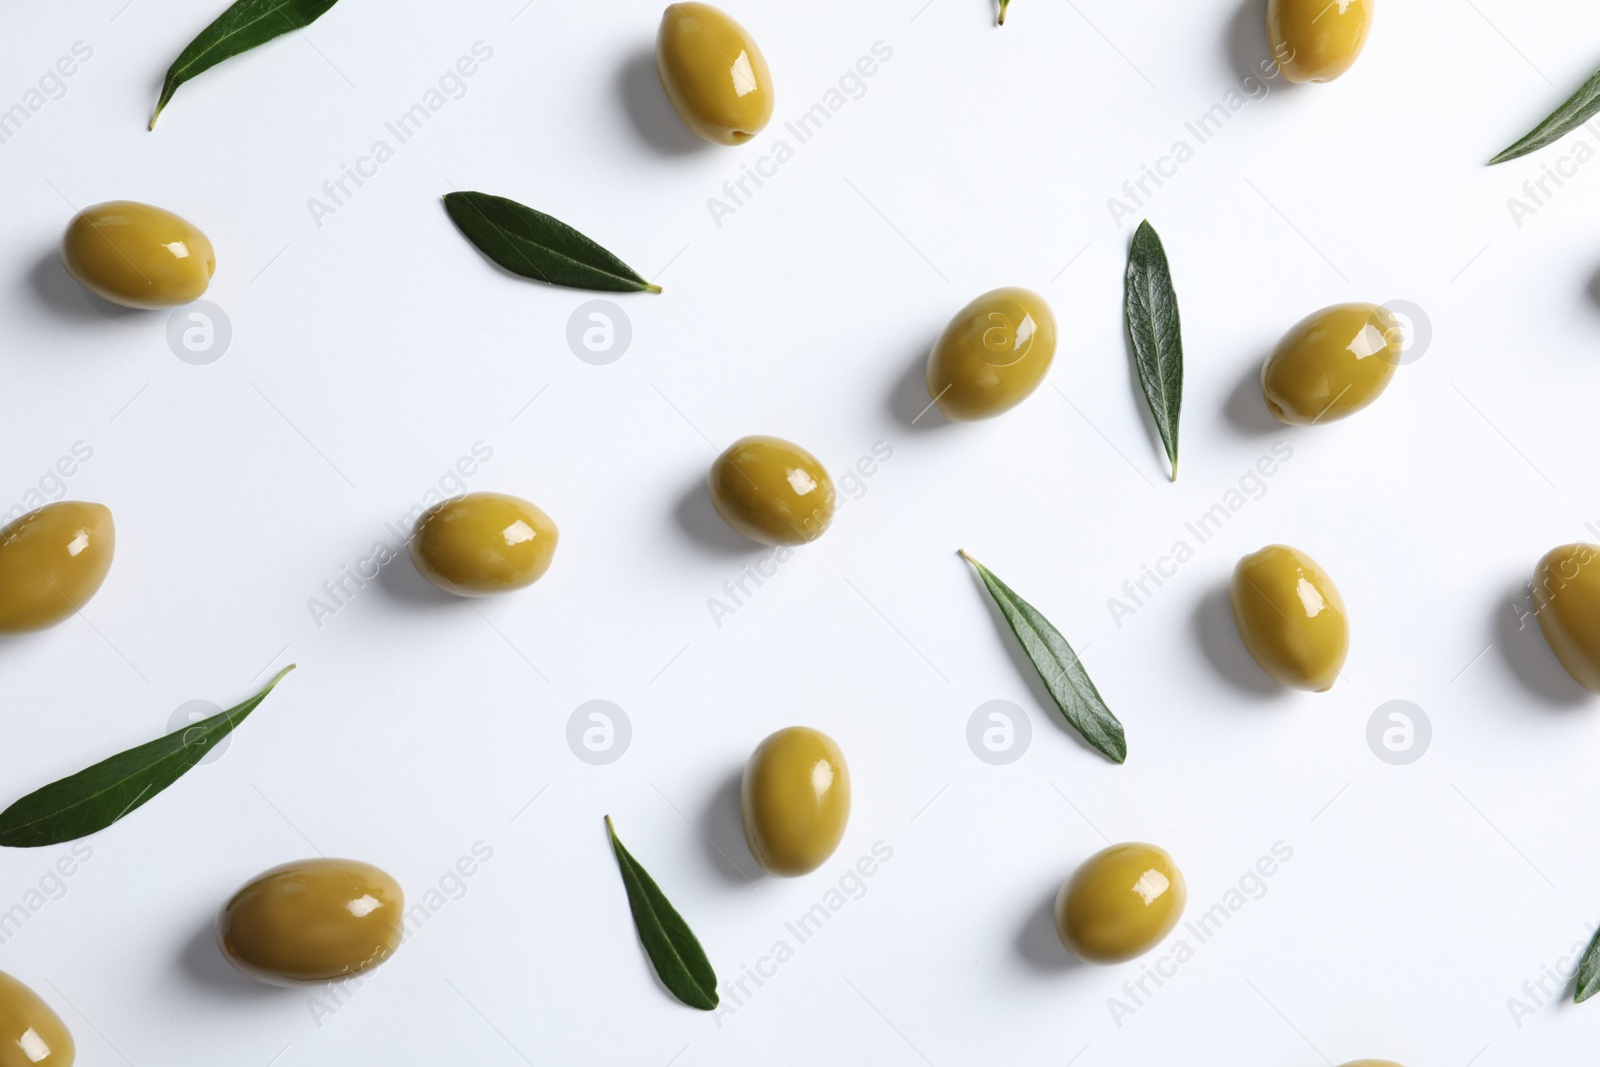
1190,583,1282,700
1491,576,1592,709
695,767,763,886
615,46,710,157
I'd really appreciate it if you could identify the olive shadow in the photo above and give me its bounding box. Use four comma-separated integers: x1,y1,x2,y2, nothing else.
1583,262,1600,312
885,340,953,433
1223,0,1275,81
1013,883,1083,974
1222,358,1281,438
1491,577,1592,709
1191,583,1282,699
958,561,1111,760
26,249,145,325
615,47,709,157
373,552,465,609
672,477,764,559
176,919,285,1000
696,767,764,886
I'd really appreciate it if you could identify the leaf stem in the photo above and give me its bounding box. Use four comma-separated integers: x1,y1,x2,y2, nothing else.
998,0,1010,24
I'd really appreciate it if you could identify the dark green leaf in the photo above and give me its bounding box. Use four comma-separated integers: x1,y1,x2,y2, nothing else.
959,552,1126,764
150,0,342,129
444,192,662,294
605,816,718,1010
1578,926,1600,1002
0,667,295,847
1491,65,1600,164
1123,219,1183,481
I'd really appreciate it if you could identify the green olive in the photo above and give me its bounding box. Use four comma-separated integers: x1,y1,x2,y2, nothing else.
0,502,115,636
708,435,835,546
1268,0,1373,83
926,287,1057,421
60,200,215,309
409,492,558,597
741,727,850,876
1532,543,1600,693
1231,544,1349,691
1261,303,1401,425
218,858,404,985
0,972,73,1066
1055,842,1186,964
656,3,774,145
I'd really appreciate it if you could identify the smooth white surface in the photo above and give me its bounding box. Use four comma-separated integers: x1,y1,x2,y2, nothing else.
3,0,1600,1063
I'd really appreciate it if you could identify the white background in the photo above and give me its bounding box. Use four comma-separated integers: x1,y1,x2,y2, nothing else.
3,0,1600,1063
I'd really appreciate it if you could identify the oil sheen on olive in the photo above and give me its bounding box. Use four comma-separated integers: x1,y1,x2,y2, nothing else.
0,502,115,636
409,492,558,597
1267,0,1373,83
1261,303,1401,425
1055,842,1186,964
656,3,774,145
0,972,73,1066
218,859,404,985
1231,544,1349,691
742,727,850,876
60,200,215,309
1532,543,1600,693
708,435,835,546
925,287,1057,421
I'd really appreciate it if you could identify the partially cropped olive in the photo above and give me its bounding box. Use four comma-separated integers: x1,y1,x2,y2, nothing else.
926,287,1057,421
1261,303,1401,425
0,502,114,636
218,859,404,985
1231,544,1348,691
60,200,215,309
1532,543,1600,693
656,3,774,145
410,492,558,597
1268,0,1373,83
708,435,834,546
0,972,73,1066
742,727,850,876
1055,842,1186,964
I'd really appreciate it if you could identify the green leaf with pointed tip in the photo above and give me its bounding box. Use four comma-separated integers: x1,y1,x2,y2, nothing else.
1123,219,1183,481
0,667,295,847
444,192,663,294
1492,64,1600,164
605,816,718,1010
960,552,1126,764
1577,925,1600,1003
998,0,1011,24
150,0,341,129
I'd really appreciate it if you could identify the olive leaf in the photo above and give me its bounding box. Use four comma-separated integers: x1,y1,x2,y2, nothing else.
1123,219,1183,481
150,0,342,129
605,816,718,1010
1577,926,1600,1003
1491,64,1600,164
0,667,295,848
998,0,1011,24
959,552,1126,764
444,192,662,294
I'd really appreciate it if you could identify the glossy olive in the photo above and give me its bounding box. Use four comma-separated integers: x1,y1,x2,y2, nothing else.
1231,544,1348,691
1268,0,1373,83
742,727,850,876
218,859,405,985
410,492,558,597
0,972,73,1067
0,502,115,636
1261,303,1401,425
708,436,835,546
656,3,774,145
926,287,1057,421
1055,842,1186,964
60,200,215,309
1532,543,1600,693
